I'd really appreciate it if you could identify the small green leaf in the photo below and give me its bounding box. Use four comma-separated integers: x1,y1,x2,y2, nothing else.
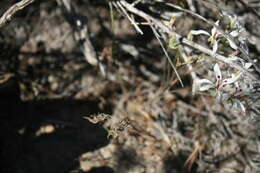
168,35,180,49
187,32,193,40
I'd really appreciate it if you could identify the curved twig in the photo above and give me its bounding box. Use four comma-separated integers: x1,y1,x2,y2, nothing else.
119,0,258,81
165,2,260,73
0,0,34,28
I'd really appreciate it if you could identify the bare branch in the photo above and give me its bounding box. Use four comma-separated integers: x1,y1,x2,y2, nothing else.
150,25,184,86
167,1,260,73
113,1,143,34
118,0,258,81
0,0,34,28
237,0,260,20
57,0,99,66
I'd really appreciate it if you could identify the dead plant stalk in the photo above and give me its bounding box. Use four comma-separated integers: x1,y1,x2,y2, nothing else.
0,0,35,28
118,0,258,81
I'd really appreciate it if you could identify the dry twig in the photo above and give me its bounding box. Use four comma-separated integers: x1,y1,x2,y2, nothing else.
237,0,260,20
165,2,260,73
0,0,34,28
57,0,99,66
0,73,15,84
118,0,258,81
150,25,184,86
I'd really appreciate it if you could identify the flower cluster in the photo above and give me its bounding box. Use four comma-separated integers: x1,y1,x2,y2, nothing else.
187,14,247,55
187,20,221,54
186,13,259,117
196,63,251,113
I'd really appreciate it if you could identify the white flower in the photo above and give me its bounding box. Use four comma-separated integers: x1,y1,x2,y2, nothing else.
225,56,253,71
226,97,246,113
225,14,247,51
233,99,246,112
227,27,246,50
197,64,242,104
188,18,246,52
188,21,220,54
198,64,241,92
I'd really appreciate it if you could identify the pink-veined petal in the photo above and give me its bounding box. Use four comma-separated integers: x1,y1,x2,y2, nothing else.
230,30,239,37
197,79,214,91
221,74,241,86
244,62,253,69
211,20,220,36
189,30,211,36
212,40,218,54
214,64,222,81
200,84,215,91
197,79,214,85
227,38,238,50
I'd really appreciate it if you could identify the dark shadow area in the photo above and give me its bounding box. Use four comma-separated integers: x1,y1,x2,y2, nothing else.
87,166,115,173
163,152,198,173
114,146,144,173
0,77,113,173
